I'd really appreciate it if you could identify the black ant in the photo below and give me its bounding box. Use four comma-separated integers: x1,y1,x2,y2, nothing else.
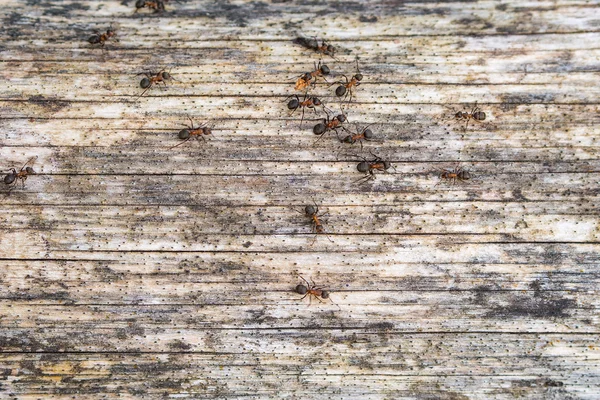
351,151,393,183
295,61,330,92
3,157,37,192
453,105,486,129
169,116,212,149
285,93,322,127
135,0,165,13
333,60,363,103
436,164,472,186
340,125,374,151
296,200,333,244
88,26,116,48
293,37,337,59
313,111,348,143
137,68,175,97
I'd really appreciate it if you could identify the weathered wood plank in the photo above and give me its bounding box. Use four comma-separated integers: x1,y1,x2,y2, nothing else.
1,0,599,398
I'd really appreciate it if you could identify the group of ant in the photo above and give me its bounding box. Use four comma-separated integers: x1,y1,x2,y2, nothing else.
289,37,395,187
2,32,489,309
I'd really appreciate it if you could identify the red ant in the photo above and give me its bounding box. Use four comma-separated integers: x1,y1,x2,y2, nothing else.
3,157,37,193
295,61,330,91
340,124,374,151
285,93,322,127
88,26,116,48
137,68,176,97
135,0,165,13
313,111,348,143
333,60,363,103
293,37,337,59
436,164,472,186
169,116,212,149
295,276,339,308
452,105,486,129
351,151,394,184
296,200,333,244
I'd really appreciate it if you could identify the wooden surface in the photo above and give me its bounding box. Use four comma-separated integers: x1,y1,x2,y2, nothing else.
1,0,600,398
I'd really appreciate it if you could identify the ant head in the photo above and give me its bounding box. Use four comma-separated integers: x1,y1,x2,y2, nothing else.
326,44,335,54
458,170,471,180
320,290,330,299
313,123,326,135
301,72,312,81
307,38,318,48
320,64,330,75
178,129,190,140
312,97,322,106
287,98,299,110
161,71,171,80
4,173,16,185
335,85,347,97
135,0,145,8
383,161,392,170
203,126,212,135
107,27,116,35
342,135,354,144
25,167,35,174
336,114,346,123
305,205,317,216
455,111,465,119
295,284,308,295
363,128,374,139
357,161,369,173
354,73,363,81
140,77,151,89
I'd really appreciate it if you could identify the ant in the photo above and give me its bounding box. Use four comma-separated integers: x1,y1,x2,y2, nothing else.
3,157,37,192
295,276,332,305
285,93,322,127
170,116,212,149
293,36,337,59
295,61,330,92
297,200,333,244
333,60,363,103
137,68,175,97
436,164,472,186
313,111,348,143
88,26,116,48
135,0,165,13
453,105,486,129
351,151,393,183
340,124,374,151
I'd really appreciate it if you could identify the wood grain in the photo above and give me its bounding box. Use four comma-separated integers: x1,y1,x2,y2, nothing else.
1,0,599,398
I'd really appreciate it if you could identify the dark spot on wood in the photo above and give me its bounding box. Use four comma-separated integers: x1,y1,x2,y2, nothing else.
502,93,557,105
28,95,71,112
487,295,575,319
544,379,564,387
168,339,192,351
496,3,508,11
359,15,378,23
453,16,494,30
243,241,253,248
367,321,394,331
25,1,89,16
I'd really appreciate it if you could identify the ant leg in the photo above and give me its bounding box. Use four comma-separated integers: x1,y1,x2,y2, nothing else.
187,115,195,130
299,276,311,288
299,107,306,128
167,138,191,150
137,85,151,98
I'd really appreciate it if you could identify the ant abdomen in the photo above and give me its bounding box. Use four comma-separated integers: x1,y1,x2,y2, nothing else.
295,284,308,295
140,77,151,89
178,129,191,140
313,123,327,135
